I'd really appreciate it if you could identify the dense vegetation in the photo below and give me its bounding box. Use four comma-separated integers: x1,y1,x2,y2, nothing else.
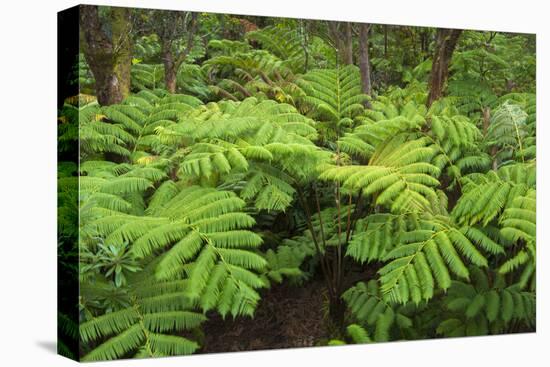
57,6,536,361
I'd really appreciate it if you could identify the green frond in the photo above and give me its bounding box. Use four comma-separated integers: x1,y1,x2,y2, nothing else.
143,311,206,333
246,25,307,73
452,163,535,226
346,324,372,344
342,281,409,342
83,184,266,319
376,216,493,304
298,65,368,127
82,324,145,361
80,308,140,343
437,270,535,337
347,213,414,264
72,25,536,360
320,135,440,213
146,180,179,215
147,334,199,356
485,102,529,163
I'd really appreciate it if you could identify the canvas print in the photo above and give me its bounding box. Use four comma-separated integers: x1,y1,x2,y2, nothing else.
57,4,536,361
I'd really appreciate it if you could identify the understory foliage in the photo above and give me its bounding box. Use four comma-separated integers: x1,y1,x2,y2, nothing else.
59,13,536,360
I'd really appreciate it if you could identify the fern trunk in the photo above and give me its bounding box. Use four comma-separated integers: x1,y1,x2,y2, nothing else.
80,5,132,106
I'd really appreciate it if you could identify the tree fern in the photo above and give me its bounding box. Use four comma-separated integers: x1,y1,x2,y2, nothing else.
133,35,162,62
207,39,252,57
85,184,267,318
155,97,328,209
116,92,201,157
497,93,536,161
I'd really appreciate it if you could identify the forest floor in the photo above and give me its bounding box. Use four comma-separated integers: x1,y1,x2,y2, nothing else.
200,279,331,353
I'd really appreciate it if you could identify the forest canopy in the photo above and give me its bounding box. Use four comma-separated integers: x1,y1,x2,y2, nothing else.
57,5,536,361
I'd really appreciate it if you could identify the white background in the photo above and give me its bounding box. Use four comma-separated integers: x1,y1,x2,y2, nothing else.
0,0,548,365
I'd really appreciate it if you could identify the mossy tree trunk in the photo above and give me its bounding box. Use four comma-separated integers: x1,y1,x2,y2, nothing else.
427,28,462,107
80,5,132,106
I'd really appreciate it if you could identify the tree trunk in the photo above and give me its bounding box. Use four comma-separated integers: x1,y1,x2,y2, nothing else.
158,12,199,94
328,21,354,66
482,107,491,135
80,5,132,106
165,66,177,93
483,107,500,170
426,28,462,107
163,46,178,93
299,19,310,73
384,25,388,58
358,23,372,97
343,22,354,65
421,29,430,58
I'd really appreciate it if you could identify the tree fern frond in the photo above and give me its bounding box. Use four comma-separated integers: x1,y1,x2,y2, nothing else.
82,324,145,361
375,214,495,304
320,135,440,213
298,65,368,128
147,334,199,356
452,163,535,226
437,269,535,337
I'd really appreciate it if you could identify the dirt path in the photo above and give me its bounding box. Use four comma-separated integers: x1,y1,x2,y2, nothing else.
200,280,330,353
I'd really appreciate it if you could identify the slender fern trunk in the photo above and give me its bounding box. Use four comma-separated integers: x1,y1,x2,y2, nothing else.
427,28,462,107
297,184,349,329
80,5,132,106
297,188,335,301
